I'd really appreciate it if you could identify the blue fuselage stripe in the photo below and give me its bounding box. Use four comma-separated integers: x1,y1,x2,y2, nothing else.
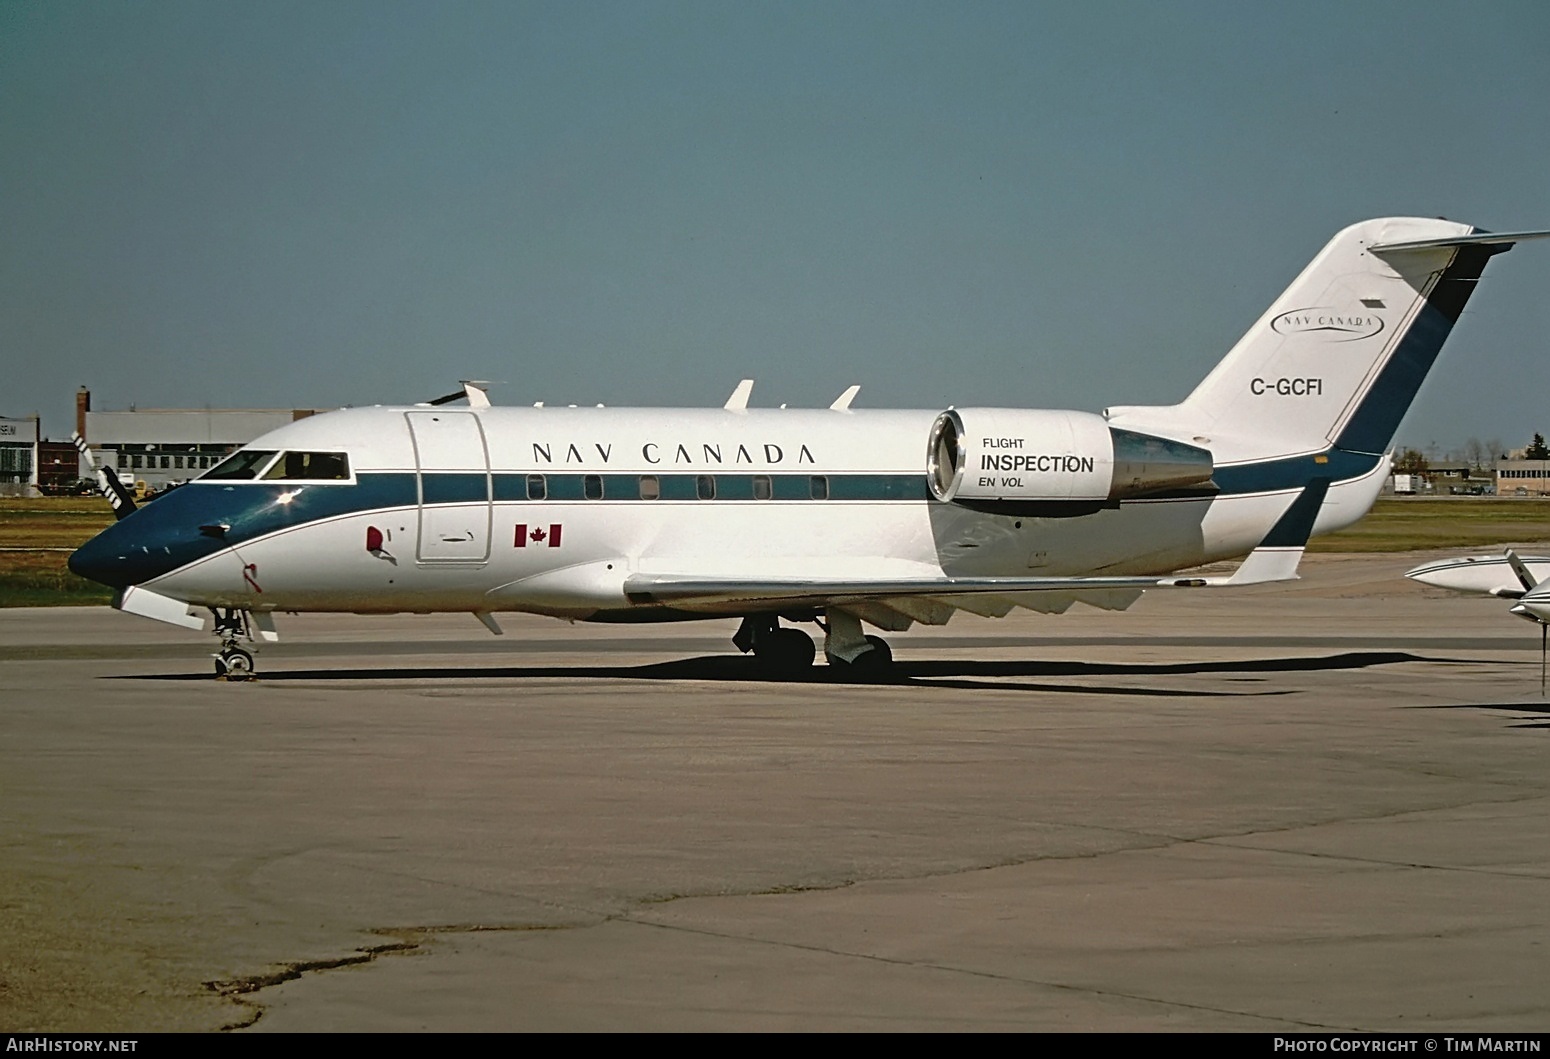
1332,244,1496,454
70,454,1380,591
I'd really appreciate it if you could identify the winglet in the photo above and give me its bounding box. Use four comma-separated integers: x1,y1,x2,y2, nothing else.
1232,477,1329,583
1505,548,1540,591
73,432,138,521
830,385,860,411
724,379,754,410
1200,478,1329,586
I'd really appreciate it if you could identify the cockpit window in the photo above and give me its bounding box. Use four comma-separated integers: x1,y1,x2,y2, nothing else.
261,451,351,481
202,450,278,480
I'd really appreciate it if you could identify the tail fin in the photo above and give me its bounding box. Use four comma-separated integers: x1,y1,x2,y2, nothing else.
1108,218,1548,462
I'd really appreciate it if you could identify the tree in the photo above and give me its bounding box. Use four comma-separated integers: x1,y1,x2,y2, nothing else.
1393,448,1429,473
1526,433,1550,461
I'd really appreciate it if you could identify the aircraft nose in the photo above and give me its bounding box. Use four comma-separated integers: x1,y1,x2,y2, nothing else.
69,486,239,590
68,528,137,590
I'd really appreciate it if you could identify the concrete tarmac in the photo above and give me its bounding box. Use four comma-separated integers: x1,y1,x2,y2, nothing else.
3,550,1549,1032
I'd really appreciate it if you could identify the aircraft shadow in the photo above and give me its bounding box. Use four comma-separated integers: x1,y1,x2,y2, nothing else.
118,650,1440,697
1407,701,1550,728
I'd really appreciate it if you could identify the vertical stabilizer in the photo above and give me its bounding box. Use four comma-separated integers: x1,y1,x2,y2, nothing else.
1109,218,1540,463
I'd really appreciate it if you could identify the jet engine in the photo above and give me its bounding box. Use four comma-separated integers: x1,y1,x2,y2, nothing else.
926,408,1215,513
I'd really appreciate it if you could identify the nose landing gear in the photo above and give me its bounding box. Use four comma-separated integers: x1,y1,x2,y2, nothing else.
216,645,255,681
212,608,263,681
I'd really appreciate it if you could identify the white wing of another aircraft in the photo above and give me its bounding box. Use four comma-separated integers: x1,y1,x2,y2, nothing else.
1409,548,1550,693
1407,550,1550,624
67,217,1549,679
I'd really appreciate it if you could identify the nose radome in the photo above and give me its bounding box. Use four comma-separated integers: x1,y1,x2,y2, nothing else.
68,530,133,589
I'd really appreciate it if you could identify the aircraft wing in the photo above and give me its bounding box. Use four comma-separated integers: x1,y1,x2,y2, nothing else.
623,479,1325,623
624,549,1292,607
1406,550,1550,599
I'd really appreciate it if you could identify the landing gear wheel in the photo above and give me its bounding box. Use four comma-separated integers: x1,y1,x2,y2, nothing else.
862,635,893,666
834,635,895,681
217,647,254,682
754,627,816,674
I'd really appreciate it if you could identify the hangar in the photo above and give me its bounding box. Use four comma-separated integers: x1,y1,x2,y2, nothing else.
75,388,331,493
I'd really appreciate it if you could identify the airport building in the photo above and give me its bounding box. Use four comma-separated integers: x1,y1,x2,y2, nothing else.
76,389,329,493
0,415,40,496
1497,460,1550,496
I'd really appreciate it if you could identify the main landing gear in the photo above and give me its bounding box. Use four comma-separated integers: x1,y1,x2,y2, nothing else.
820,609,894,677
733,615,817,674
212,608,258,681
732,610,894,678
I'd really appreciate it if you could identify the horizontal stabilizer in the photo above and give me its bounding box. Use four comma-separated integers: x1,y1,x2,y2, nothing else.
1369,228,1550,254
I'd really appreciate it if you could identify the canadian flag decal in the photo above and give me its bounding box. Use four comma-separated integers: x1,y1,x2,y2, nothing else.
514,523,563,548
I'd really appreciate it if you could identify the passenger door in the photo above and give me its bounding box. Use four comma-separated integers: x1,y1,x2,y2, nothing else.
405,411,492,563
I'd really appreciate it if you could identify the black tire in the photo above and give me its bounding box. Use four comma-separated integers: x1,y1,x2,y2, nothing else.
221,648,254,682
862,635,893,666
755,627,816,674
832,636,895,682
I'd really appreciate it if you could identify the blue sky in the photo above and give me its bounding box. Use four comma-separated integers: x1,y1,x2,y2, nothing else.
3,1,1547,457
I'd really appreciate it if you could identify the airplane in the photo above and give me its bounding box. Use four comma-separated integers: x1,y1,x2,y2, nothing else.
68,216,1550,681
1407,550,1550,626
1408,549,1550,694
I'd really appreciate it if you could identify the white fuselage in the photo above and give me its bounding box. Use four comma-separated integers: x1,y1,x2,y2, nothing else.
99,404,1383,621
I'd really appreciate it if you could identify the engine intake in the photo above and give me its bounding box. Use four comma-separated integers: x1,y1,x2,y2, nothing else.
927,408,1214,512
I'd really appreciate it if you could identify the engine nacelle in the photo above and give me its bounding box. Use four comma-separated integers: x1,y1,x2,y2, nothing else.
926,408,1215,511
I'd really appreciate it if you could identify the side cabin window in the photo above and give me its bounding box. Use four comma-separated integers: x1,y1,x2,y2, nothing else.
639,475,660,500
696,474,716,500
202,450,278,481
809,475,829,500
752,475,772,500
526,473,546,500
261,451,351,481
584,474,603,500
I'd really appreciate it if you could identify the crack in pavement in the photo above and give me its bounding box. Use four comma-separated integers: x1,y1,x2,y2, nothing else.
206,939,420,1031
211,790,1550,1030
616,915,1347,1031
